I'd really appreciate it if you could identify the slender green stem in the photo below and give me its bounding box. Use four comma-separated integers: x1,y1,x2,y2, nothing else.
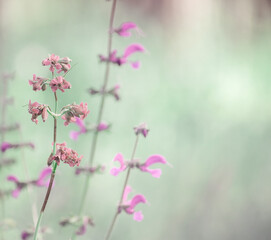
71,1,118,239
33,92,58,240
104,135,140,240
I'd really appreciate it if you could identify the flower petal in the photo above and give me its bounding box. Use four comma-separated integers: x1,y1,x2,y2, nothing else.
133,211,144,222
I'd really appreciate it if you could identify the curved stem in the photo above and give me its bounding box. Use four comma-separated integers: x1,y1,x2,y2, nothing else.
33,92,58,240
104,135,140,240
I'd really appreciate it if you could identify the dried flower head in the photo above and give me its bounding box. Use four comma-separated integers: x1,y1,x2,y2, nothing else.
29,74,48,91
42,54,72,74
62,103,90,126
50,76,71,93
28,100,48,124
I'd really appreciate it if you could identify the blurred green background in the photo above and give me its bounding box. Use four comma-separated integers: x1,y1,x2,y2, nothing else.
1,0,271,239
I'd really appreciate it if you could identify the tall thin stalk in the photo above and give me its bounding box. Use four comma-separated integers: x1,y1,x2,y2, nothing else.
77,0,117,218
33,92,58,240
104,135,139,240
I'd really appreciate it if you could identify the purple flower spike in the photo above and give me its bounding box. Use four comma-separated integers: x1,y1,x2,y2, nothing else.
35,167,52,187
114,22,138,37
134,123,149,138
1,142,12,152
121,186,147,222
110,153,127,176
69,117,87,141
139,155,167,178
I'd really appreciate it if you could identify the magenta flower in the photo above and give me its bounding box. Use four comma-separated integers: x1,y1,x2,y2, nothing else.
7,168,52,198
49,76,71,93
97,121,109,132
139,155,167,178
1,142,12,152
114,22,139,37
49,142,83,167
42,54,71,73
134,123,149,138
69,117,87,141
110,153,127,176
99,43,145,69
119,186,147,222
1,141,35,153
29,74,48,91
28,100,48,124
35,167,52,187
62,102,90,126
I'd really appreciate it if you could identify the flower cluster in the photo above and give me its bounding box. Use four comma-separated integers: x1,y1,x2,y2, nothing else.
42,54,72,74
48,143,82,167
7,168,52,198
28,100,48,124
29,54,72,93
62,103,90,126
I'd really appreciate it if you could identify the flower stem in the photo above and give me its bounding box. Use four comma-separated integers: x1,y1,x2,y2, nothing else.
104,135,140,240
33,92,58,240
76,0,117,220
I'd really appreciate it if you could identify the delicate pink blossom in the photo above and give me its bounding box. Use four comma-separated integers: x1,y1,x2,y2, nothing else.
1,142,12,152
139,155,167,178
134,123,149,138
69,117,87,140
50,142,83,167
119,186,147,222
29,74,48,91
28,100,48,124
114,22,139,37
50,76,71,92
97,121,109,132
99,43,145,69
110,153,127,176
42,54,72,73
35,167,52,187
62,102,90,126
7,168,52,198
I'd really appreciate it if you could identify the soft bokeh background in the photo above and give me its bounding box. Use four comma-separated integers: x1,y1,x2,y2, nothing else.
1,0,271,239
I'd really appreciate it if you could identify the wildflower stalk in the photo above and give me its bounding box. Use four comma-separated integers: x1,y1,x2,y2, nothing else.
77,0,117,217
33,92,58,240
104,135,139,240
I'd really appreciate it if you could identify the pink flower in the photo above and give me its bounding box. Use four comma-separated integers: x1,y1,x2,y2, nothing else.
134,123,149,138
99,43,145,69
29,74,48,91
97,121,109,132
35,167,52,187
69,117,87,141
139,155,167,178
49,76,71,92
119,186,147,222
1,142,12,152
114,22,139,37
42,54,72,73
7,168,52,198
62,102,90,126
110,153,127,176
28,100,48,124
50,142,83,167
